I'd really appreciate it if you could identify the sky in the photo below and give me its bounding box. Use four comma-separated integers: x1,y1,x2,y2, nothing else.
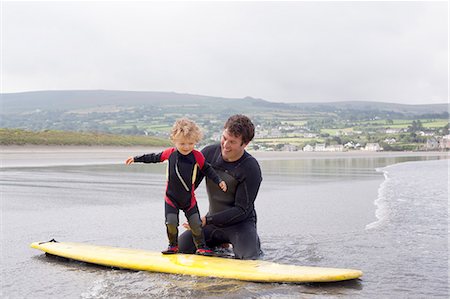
1,1,448,104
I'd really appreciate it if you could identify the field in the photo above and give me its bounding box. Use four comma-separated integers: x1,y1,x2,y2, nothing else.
0,129,171,146
356,119,447,128
255,137,325,147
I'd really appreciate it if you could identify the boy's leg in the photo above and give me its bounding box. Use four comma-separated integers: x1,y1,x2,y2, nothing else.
183,204,205,249
165,202,179,247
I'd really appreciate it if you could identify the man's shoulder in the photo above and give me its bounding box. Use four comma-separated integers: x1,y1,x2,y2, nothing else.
241,151,260,168
236,152,262,181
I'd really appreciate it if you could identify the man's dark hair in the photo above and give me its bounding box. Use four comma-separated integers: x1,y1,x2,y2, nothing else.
224,114,255,145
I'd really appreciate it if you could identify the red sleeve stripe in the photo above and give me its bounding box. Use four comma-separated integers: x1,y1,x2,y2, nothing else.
160,147,176,162
192,150,205,168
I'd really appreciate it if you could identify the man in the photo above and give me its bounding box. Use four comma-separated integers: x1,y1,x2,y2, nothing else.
178,114,262,259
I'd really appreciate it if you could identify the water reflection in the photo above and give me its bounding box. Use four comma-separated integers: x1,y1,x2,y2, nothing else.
259,155,447,184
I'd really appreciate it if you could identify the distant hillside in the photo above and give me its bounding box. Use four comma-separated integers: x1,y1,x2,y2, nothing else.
1,90,448,137
292,101,448,115
1,90,446,115
1,90,281,114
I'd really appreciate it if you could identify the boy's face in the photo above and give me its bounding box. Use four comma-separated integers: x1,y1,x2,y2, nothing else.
174,136,196,155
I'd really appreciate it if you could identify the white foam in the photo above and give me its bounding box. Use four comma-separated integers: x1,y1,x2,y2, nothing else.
365,167,390,230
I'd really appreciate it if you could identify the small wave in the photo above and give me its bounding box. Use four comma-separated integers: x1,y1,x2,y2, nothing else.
365,168,390,230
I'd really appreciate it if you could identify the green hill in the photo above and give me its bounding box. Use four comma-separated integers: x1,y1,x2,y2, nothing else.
0,128,171,146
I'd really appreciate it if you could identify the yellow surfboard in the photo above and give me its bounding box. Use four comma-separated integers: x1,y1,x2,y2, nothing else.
30,240,362,283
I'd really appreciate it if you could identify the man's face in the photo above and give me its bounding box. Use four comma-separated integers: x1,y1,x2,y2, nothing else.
220,129,247,162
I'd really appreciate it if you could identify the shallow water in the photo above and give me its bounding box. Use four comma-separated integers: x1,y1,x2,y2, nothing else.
1,153,448,298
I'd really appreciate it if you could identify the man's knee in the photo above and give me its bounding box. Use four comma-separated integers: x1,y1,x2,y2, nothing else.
178,230,196,253
233,233,261,260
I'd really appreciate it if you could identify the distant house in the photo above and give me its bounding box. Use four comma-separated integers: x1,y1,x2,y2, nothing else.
344,141,362,149
384,138,396,144
386,128,401,134
426,137,440,150
303,144,314,152
364,143,383,151
269,129,282,138
211,133,221,141
343,131,355,136
344,142,355,149
419,131,435,137
304,133,318,138
282,144,298,152
255,131,264,138
314,143,326,152
326,144,344,152
440,135,450,150
293,129,306,134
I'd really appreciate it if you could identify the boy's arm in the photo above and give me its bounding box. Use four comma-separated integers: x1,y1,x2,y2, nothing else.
200,162,222,185
192,148,209,189
133,152,163,163
128,148,175,164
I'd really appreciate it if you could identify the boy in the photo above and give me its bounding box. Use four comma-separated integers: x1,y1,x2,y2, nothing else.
126,118,227,256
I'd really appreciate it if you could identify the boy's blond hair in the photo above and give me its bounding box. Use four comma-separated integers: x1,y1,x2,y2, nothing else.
170,118,203,143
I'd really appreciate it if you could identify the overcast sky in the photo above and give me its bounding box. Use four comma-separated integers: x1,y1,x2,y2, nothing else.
1,1,448,104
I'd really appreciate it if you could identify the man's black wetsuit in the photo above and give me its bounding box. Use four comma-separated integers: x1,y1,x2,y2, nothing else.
133,147,222,249
178,143,263,259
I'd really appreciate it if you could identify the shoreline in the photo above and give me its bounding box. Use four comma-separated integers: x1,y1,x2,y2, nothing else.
1,145,448,168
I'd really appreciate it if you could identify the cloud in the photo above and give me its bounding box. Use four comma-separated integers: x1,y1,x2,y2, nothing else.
2,1,448,104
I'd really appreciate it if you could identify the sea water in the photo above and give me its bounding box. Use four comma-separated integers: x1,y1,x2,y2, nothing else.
1,153,448,298
362,159,448,298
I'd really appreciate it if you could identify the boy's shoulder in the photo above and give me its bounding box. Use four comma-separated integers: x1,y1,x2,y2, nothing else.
191,149,205,166
161,147,177,160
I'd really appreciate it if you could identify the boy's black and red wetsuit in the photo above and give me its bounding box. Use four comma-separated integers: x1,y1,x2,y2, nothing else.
133,147,222,249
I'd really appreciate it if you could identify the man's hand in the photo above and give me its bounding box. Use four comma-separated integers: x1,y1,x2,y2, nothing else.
125,157,134,165
183,216,207,230
182,222,190,230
